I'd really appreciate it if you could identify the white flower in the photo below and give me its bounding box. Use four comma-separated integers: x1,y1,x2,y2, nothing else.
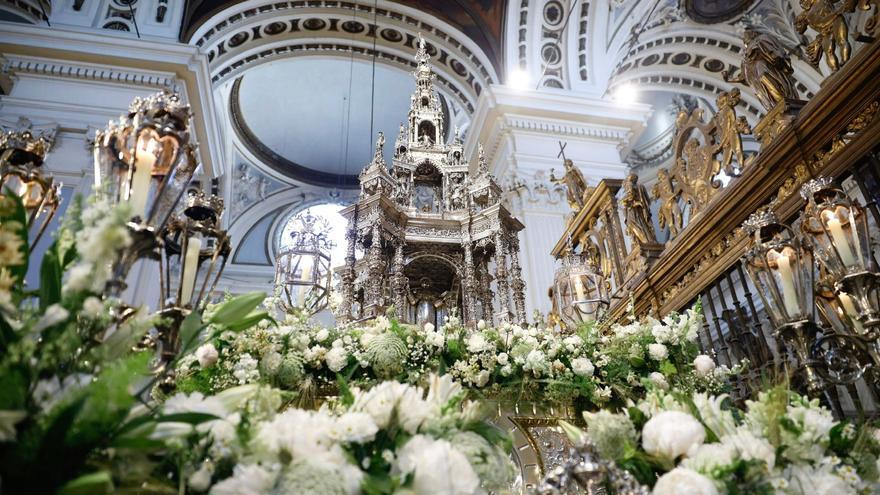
232,353,260,384
524,349,549,375
571,357,594,377
651,324,674,344
653,468,718,495
325,346,349,373
466,333,491,353
426,374,462,409
682,443,737,472
316,328,330,342
424,322,435,332
477,319,486,330
331,412,378,443
500,364,513,376
353,381,406,428
474,370,490,387
693,355,716,377
425,331,445,348
397,384,431,434
496,352,509,366
395,435,480,495
81,296,103,319
209,464,276,495
721,427,775,469
33,304,69,332
642,411,705,461
196,343,219,368
649,372,669,390
647,343,668,361
188,461,214,492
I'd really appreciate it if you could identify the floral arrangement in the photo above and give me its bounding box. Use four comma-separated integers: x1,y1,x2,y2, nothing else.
579,386,880,494
144,374,514,494
174,302,730,411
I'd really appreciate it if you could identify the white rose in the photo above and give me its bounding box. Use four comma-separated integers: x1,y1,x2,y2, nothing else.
653,468,718,495
475,370,490,387
642,411,705,461
648,343,669,361
496,352,509,366
315,328,330,342
424,322,435,332
196,343,219,368
571,357,595,377
649,372,669,390
693,355,716,377
477,319,486,330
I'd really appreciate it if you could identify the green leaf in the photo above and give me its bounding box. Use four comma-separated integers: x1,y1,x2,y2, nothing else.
0,190,29,284
208,292,266,326
58,470,114,495
178,310,205,356
155,412,221,424
223,311,273,332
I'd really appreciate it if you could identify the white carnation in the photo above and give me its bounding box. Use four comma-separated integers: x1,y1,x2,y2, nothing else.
196,343,219,368
647,343,669,361
571,357,595,377
653,468,718,495
693,355,716,377
642,411,705,461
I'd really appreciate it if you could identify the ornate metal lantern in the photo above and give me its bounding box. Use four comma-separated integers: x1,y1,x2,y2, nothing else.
800,177,879,331
0,129,60,249
92,90,197,296
274,211,334,315
553,247,608,329
155,190,230,361
742,208,824,391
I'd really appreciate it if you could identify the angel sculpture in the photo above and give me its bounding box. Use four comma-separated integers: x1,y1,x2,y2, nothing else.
723,29,798,111
795,0,853,72
550,158,592,211
713,89,751,175
651,167,683,238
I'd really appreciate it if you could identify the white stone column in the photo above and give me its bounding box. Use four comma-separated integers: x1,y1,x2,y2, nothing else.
465,85,652,321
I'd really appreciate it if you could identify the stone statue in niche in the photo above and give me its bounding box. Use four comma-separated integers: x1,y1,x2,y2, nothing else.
550,158,592,211
713,89,751,175
621,173,657,246
723,29,798,112
652,168,683,238
448,173,466,211
795,0,853,72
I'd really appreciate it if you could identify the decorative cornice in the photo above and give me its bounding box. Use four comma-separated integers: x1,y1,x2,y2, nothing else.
2,55,179,90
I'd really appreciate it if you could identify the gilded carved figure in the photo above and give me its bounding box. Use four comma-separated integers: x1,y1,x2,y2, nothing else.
621,173,657,245
795,0,853,72
723,29,798,111
713,89,751,174
651,168,683,238
550,159,592,211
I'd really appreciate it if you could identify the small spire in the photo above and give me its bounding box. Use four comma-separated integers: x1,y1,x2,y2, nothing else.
415,33,430,65
373,132,385,164
453,126,462,145
477,143,489,175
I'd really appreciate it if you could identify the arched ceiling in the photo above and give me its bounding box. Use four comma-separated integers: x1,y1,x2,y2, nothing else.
230,57,442,187
181,0,507,73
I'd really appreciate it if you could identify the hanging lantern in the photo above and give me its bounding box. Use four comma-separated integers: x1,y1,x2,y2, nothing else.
0,129,60,249
553,248,608,329
274,211,334,315
155,190,230,361
93,89,196,231
742,208,825,392
92,90,198,296
800,177,879,330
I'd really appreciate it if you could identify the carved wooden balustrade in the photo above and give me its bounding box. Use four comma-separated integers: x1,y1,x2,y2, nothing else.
553,39,880,416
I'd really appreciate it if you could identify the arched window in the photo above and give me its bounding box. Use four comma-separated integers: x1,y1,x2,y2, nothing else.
418,120,436,145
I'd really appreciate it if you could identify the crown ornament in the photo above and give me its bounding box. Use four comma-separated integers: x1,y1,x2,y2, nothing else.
799,176,835,201
743,206,779,234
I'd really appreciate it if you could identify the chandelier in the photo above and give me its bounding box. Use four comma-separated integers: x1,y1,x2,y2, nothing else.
274,210,334,315
741,177,880,392
0,129,60,250
553,238,609,330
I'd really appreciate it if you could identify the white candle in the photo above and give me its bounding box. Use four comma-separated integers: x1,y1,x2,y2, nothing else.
128,145,156,219
838,293,865,334
179,236,202,307
298,261,313,306
775,253,801,318
573,276,589,315
826,216,856,267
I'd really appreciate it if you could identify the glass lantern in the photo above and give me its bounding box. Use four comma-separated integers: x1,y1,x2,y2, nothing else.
800,177,879,331
274,211,334,315
0,129,60,249
553,250,608,329
92,89,196,232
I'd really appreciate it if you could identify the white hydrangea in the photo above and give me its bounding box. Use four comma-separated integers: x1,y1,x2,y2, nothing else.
647,343,669,361
524,349,549,376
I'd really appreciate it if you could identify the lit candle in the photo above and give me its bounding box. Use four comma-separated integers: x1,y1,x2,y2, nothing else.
128,140,157,218
775,253,801,318
838,293,865,334
179,236,202,306
826,215,856,267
